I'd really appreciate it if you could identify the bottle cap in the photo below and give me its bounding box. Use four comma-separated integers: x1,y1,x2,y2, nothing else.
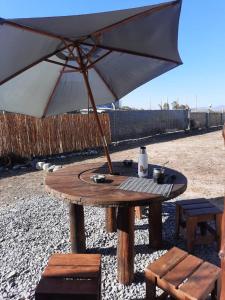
139,146,146,154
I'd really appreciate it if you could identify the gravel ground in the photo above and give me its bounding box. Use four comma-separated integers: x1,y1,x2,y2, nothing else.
0,196,220,300
0,129,224,299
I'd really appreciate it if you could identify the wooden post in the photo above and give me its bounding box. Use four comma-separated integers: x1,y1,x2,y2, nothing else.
69,203,86,253
148,202,162,249
77,46,113,175
117,206,134,284
105,207,117,232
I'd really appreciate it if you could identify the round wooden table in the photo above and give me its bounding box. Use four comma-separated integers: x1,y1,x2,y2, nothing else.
45,162,187,285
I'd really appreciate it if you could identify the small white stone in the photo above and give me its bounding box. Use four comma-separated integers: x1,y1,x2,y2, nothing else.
42,163,51,171
36,162,45,170
47,165,56,172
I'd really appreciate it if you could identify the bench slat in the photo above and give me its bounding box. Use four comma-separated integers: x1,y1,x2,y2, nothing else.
146,247,188,278
48,254,101,266
186,207,222,217
181,203,214,211
176,199,208,206
43,265,100,278
162,254,203,288
179,261,221,299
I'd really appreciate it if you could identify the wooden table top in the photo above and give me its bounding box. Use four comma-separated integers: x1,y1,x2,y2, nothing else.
45,162,187,207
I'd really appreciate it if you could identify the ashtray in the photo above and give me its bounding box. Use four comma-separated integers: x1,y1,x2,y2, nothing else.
123,160,133,167
91,174,106,183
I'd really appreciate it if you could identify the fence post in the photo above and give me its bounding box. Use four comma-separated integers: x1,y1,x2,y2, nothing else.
206,112,209,129
187,109,191,131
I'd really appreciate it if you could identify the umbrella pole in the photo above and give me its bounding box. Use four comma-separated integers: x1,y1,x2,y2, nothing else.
77,48,113,174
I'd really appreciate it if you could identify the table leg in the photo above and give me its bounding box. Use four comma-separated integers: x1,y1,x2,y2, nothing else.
148,202,162,249
105,207,117,232
69,203,86,253
117,206,134,285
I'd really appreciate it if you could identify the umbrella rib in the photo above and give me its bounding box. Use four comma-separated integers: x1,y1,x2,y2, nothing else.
91,65,118,101
86,61,118,100
87,50,112,69
79,47,118,100
2,19,74,44
0,43,75,86
81,42,181,65
45,58,81,71
42,52,73,117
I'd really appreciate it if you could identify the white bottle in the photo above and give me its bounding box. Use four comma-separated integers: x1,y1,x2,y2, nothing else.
138,146,148,178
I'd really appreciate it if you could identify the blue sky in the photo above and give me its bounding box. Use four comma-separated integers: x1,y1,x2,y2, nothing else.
1,0,225,109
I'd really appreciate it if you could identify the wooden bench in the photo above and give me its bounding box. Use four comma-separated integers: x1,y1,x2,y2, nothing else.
145,247,221,300
35,253,101,300
175,198,223,252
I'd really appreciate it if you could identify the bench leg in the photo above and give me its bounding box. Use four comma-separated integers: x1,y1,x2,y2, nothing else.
146,278,156,300
216,213,222,251
175,204,180,238
149,202,162,249
186,217,197,252
199,222,207,236
211,273,221,300
69,203,86,253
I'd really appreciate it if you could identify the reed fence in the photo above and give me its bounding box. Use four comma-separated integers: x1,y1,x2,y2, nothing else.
0,113,111,158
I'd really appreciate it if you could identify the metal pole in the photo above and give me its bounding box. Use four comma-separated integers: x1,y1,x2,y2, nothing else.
77,47,113,174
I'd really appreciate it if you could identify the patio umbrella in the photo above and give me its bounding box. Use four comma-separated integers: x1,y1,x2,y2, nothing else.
0,0,182,173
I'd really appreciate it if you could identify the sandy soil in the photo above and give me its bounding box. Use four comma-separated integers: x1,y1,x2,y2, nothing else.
0,129,224,208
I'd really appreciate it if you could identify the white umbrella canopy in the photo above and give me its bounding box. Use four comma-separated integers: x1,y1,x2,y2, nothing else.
0,0,182,172
0,0,182,117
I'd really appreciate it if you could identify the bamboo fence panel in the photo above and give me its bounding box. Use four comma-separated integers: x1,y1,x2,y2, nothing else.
0,113,111,157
